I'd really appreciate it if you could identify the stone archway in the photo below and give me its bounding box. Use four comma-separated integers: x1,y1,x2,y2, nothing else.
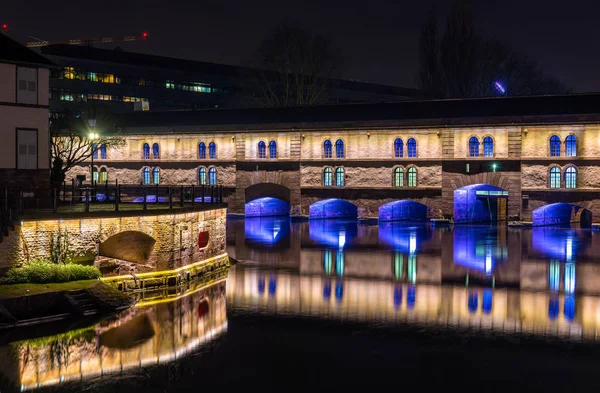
532,203,592,228
236,169,300,214
99,231,156,264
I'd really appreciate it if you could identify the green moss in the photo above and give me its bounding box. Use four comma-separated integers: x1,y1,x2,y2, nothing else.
0,280,98,299
0,262,101,285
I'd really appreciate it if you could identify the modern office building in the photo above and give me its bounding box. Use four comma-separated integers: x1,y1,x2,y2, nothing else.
39,44,422,114
0,33,53,190
63,93,600,224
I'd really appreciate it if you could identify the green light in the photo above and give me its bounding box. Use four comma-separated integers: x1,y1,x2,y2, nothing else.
492,163,497,172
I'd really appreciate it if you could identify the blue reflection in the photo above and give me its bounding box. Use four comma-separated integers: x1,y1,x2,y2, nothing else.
309,199,358,220
564,296,576,321
548,296,559,320
549,260,560,292
483,289,493,314
378,222,431,253
335,252,344,276
565,263,576,294
309,219,358,248
258,275,266,294
245,197,290,217
407,285,416,309
335,281,344,302
245,217,290,248
531,228,591,261
393,284,402,309
268,275,277,296
453,226,508,274
468,291,478,313
323,281,332,300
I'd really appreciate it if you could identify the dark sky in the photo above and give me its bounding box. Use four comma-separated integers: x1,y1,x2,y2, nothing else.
3,0,599,92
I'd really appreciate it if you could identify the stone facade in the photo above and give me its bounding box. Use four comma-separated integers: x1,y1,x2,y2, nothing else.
0,208,227,274
62,120,600,222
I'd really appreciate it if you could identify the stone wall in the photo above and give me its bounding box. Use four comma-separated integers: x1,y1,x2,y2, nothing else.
0,208,227,275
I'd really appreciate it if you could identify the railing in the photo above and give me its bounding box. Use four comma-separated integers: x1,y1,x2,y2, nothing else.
0,188,14,242
2,182,226,216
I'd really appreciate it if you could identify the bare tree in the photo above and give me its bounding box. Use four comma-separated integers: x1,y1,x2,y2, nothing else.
49,109,125,188
253,23,343,107
418,1,569,98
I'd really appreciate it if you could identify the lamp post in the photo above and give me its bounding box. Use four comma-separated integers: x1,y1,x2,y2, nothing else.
89,131,99,184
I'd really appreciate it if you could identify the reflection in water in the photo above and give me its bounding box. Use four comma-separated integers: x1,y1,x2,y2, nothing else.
0,276,228,391
244,217,291,248
531,227,592,261
453,226,508,274
378,222,431,253
308,219,357,248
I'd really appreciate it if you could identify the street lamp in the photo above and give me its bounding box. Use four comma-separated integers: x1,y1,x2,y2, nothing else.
89,131,99,184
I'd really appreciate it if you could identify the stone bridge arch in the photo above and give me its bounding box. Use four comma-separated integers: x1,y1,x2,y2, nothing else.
99,231,157,264
236,170,300,214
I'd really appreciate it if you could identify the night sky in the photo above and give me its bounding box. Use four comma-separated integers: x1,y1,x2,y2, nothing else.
3,0,599,92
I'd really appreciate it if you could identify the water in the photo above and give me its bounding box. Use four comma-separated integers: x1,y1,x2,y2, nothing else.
3,217,600,391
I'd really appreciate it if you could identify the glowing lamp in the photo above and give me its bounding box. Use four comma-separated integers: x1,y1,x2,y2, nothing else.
2,24,7,30
494,81,506,94
142,32,148,38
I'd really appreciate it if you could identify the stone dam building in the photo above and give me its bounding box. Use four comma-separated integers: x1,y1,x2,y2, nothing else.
65,94,600,224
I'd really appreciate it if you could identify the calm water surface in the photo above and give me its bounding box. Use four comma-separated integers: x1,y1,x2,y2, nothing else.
3,217,600,392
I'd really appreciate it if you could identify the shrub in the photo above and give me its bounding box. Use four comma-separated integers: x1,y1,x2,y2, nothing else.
0,261,101,284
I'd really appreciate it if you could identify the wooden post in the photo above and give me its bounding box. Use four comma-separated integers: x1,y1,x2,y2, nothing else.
180,185,184,207
169,186,173,209
143,188,147,210
201,185,205,205
155,184,159,205
191,185,195,208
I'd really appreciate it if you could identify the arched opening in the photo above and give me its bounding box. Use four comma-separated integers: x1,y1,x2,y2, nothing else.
378,200,428,222
453,184,508,224
532,203,592,228
245,197,290,217
309,198,358,220
245,183,291,217
99,231,156,263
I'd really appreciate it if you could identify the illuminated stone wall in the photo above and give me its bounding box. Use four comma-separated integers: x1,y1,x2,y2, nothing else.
0,208,227,274
62,122,600,221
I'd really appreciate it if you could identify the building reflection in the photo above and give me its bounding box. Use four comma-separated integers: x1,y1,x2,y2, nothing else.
0,276,228,391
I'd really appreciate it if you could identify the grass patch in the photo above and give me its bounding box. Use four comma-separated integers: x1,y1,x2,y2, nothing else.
0,280,98,299
0,262,101,285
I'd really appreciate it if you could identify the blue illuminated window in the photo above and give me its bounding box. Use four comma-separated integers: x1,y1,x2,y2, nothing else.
198,167,206,185
407,138,417,158
324,139,332,158
335,167,344,186
209,167,217,185
323,167,332,186
550,135,561,157
152,143,160,159
143,143,150,159
550,167,560,188
565,166,577,189
394,138,404,158
483,136,493,157
565,135,577,157
335,139,344,158
152,167,160,184
199,142,206,159
469,137,479,157
258,141,266,158
209,142,216,159
100,144,107,159
269,140,277,158
92,143,98,159
407,167,417,187
394,167,404,187
142,167,150,184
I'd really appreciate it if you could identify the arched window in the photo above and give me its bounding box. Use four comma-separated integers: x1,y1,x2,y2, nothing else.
323,167,333,186
142,167,151,184
335,167,345,186
258,141,266,159
92,167,98,183
483,136,493,157
549,166,561,188
407,167,417,187
99,167,107,183
565,135,577,157
199,142,206,159
335,139,344,158
209,142,217,159
394,167,404,187
152,143,160,159
100,144,107,159
143,143,150,159
152,167,160,184
550,135,561,157
198,167,207,185
469,137,479,157
394,138,404,158
324,140,332,158
565,166,577,189
92,143,98,159
208,167,217,185
407,138,417,158
269,141,277,158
